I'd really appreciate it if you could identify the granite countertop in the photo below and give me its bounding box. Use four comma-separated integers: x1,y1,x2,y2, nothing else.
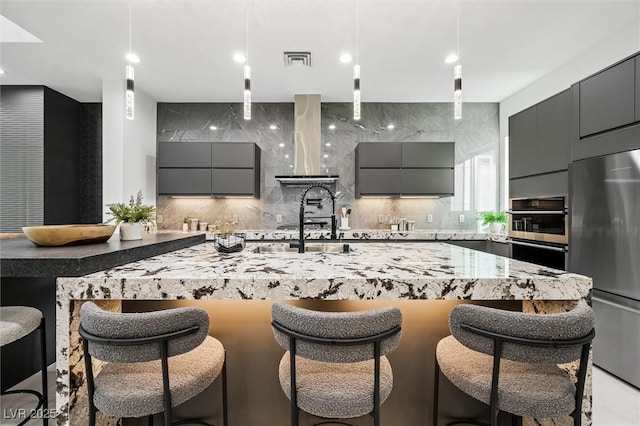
0,232,204,277
60,241,589,301
207,229,508,242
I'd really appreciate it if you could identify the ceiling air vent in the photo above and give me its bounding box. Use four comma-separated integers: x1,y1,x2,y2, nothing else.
284,51,311,68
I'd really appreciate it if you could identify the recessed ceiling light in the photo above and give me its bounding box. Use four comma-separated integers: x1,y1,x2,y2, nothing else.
233,53,246,63
340,53,352,64
270,124,278,130
324,154,329,158
289,164,294,168
125,52,140,63
328,124,336,130
444,54,458,64
0,68,5,75
386,124,395,130
209,125,217,130
285,154,289,159
279,143,285,148
325,142,331,147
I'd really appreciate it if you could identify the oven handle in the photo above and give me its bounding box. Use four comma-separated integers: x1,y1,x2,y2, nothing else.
507,210,567,215
507,239,568,252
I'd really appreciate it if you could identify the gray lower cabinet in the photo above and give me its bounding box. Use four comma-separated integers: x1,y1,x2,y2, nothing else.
212,169,258,196
356,169,401,196
158,169,212,195
158,142,212,168
401,169,454,196
579,57,635,138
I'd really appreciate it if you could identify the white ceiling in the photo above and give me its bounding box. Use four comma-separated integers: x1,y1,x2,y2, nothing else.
0,0,638,103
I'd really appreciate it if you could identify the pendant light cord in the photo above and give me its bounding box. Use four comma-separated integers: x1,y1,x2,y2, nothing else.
456,3,460,65
245,2,249,64
355,0,359,64
128,4,132,55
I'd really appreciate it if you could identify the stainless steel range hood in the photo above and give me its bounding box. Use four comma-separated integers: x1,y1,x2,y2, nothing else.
275,94,339,186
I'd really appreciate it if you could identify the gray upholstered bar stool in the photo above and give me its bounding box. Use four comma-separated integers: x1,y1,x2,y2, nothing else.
271,302,402,426
79,302,228,426
433,302,595,426
0,306,48,426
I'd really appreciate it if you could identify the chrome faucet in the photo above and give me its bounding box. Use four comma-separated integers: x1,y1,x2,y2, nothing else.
291,184,337,253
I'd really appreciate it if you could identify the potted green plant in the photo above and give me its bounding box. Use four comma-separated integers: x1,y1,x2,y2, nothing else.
477,211,508,233
106,191,156,240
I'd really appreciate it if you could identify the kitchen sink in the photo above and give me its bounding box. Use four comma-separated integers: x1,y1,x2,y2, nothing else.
252,243,351,254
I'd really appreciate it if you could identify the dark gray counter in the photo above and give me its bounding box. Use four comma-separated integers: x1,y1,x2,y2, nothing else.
0,232,205,390
0,232,205,277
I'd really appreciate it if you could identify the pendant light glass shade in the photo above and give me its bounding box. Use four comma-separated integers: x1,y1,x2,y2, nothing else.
125,64,134,120
454,64,462,120
353,64,361,120
244,65,251,120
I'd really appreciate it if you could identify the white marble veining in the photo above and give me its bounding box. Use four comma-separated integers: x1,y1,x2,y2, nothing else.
55,242,591,425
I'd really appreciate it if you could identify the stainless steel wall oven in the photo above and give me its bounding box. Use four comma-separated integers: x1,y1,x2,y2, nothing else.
508,197,568,270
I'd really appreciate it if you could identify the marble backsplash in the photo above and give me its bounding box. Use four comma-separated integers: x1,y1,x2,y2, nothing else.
156,102,500,231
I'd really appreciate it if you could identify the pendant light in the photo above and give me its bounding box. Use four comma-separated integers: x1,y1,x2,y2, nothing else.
125,5,135,120
353,0,361,121
453,6,462,120
243,2,251,120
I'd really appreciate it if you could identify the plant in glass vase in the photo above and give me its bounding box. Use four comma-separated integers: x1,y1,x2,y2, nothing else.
477,211,507,233
106,190,155,240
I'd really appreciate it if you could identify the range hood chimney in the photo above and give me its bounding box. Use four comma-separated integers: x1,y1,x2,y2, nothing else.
275,94,339,186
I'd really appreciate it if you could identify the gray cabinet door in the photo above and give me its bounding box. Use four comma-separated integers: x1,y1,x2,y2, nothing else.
158,169,212,195
158,142,212,168
579,58,635,137
212,169,256,196
401,169,454,195
357,143,401,168
636,56,640,123
509,106,537,179
537,90,570,174
212,143,257,168
356,169,401,196
401,142,454,168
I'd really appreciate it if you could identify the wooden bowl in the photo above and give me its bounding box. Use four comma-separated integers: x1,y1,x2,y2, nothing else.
21,224,116,247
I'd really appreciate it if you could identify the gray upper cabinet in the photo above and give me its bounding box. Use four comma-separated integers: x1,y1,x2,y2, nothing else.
401,142,454,168
401,169,454,195
536,90,571,174
356,169,402,196
356,143,401,168
212,143,258,168
579,57,635,138
158,169,212,195
157,142,261,197
571,53,640,161
158,142,212,168
509,106,538,179
356,142,454,197
636,56,640,122
212,169,257,196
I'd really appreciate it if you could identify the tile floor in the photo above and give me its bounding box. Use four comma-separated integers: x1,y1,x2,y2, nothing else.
1,365,638,425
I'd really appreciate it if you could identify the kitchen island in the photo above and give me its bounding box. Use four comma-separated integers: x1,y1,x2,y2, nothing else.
56,241,592,426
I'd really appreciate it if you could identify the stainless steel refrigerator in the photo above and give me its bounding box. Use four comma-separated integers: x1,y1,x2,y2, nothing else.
569,148,640,389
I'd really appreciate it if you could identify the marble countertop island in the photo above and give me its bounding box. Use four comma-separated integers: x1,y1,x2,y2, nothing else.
56,242,592,425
